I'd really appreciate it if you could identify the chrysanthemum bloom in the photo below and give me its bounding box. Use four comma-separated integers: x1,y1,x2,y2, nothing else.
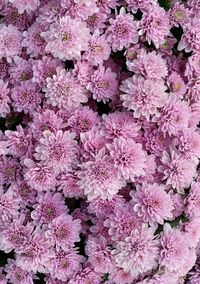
0,187,20,224
131,183,174,225
185,52,200,80
182,218,200,248
159,37,177,55
0,215,33,253
45,275,67,284
167,72,186,98
0,24,22,62
24,159,56,192
87,66,118,103
32,56,62,88
188,0,200,17
77,148,126,200
111,268,134,284
159,224,190,272
45,213,81,250
101,111,140,141
107,137,146,181
127,50,168,80
48,248,85,281
106,7,138,51
73,60,94,86
138,5,170,48
2,4,31,30
31,192,67,225
16,229,55,273
104,203,140,241
66,1,99,21
120,75,168,120
0,79,10,117
42,15,91,61
0,156,21,185
80,127,106,159
9,0,40,14
30,109,64,139
5,125,32,159
169,2,190,28
12,180,37,206
22,22,46,57
137,272,180,284
85,236,116,274
169,191,184,219
86,12,107,33
185,183,200,219
58,172,84,199
35,130,79,175
68,266,101,284
174,129,200,159
5,259,37,284
178,18,200,52
83,32,111,65
87,196,125,219
126,0,156,13
9,57,33,84
158,150,197,192
96,0,118,13
67,106,100,136
43,67,88,109
112,225,160,277
153,94,191,137
178,248,197,278
11,82,41,114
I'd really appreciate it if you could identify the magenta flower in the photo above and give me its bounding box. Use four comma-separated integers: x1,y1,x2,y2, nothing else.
58,172,84,199
106,7,138,51
42,15,91,61
35,130,79,175
107,137,146,181
112,225,160,277
45,213,81,249
132,183,174,225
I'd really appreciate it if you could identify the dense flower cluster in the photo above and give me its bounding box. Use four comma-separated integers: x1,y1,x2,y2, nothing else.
0,0,200,283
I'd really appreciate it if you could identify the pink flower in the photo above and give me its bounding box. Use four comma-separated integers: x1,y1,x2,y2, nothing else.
0,79,10,117
126,0,156,13
67,106,100,136
31,192,67,225
0,156,21,185
0,215,33,253
127,49,168,80
24,159,56,192
42,15,91,61
106,7,138,51
185,182,200,219
45,213,81,251
35,130,78,175
77,148,126,200
2,5,31,30
86,12,107,33
104,202,140,241
182,218,200,248
9,0,40,14
5,125,32,159
169,2,190,27
107,137,146,181
57,172,84,199
138,5,170,48
65,1,99,21
11,82,41,114
185,52,200,79
131,183,174,225
178,18,200,52
112,224,160,277
87,65,118,103
158,150,197,192
30,109,64,139
0,24,22,62
111,268,134,284
5,259,36,284
9,56,33,84
68,266,101,284
100,111,140,141
43,67,88,109
48,248,84,281
154,94,191,137
83,32,111,65
32,56,62,88
159,224,190,272
85,236,116,274
12,180,37,206
167,72,186,98
120,75,168,120
16,229,55,273
22,23,46,57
